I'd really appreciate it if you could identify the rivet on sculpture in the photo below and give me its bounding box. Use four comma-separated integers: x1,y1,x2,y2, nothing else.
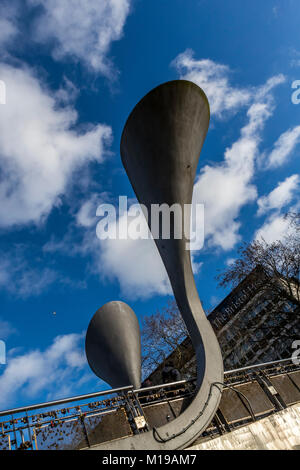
85,80,224,450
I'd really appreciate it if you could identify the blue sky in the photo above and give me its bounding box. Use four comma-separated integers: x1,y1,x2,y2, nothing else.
0,0,299,410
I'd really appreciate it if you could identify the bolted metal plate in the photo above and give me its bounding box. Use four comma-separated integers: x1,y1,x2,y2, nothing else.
219,388,251,424
219,381,275,423
288,371,300,390
84,409,132,447
142,402,176,429
270,374,300,406
238,382,275,416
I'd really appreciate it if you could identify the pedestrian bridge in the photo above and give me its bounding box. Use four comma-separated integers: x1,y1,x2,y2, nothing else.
0,357,299,450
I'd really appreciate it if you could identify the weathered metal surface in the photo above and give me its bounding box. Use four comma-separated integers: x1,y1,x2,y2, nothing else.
143,402,176,428
219,388,251,424
288,371,300,390
93,80,224,450
238,382,275,417
142,397,193,429
270,374,300,406
168,396,194,417
84,409,132,448
85,301,141,389
219,382,274,424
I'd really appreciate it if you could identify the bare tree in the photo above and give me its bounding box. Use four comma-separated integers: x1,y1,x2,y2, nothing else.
216,212,300,359
217,213,300,306
141,300,189,378
286,211,300,234
141,214,300,376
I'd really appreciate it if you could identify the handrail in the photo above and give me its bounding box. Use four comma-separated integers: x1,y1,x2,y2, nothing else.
0,385,134,417
0,357,295,419
224,356,295,375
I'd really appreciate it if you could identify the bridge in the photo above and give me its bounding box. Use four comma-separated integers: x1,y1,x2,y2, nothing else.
0,357,299,450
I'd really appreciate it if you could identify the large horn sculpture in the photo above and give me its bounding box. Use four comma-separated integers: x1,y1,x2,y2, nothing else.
91,80,223,449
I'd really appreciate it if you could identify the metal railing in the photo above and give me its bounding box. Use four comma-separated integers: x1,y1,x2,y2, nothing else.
0,357,299,450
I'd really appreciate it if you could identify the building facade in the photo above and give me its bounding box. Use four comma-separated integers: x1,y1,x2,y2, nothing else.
148,269,300,384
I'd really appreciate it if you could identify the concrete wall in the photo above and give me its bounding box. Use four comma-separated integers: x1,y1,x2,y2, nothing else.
188,404,300,450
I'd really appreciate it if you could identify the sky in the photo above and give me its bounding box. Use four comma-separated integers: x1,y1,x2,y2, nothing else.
0,0,299,410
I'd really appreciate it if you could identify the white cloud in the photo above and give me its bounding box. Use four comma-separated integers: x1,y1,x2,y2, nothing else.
172,49,252,117
28,0,131,76
0,332,93,408
96,238,171,299
0,63,112,228
267,125,300,168
254,214,292,244
0,17,17,48
192,86,283,250
0,2,18,49
171,51,286,251
257,175,299,216
44,196,207,299
226,258,236,267
92,204,172,299
44,197,171,299
76,193,105,228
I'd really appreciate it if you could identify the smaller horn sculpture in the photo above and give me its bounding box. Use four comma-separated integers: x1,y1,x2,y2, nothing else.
85,301,141,389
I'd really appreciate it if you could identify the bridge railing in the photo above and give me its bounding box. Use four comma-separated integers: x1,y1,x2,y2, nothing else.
0,357,299,450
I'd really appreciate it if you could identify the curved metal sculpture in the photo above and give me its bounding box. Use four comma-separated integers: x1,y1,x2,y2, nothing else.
85,301,141,389
90,80,223,450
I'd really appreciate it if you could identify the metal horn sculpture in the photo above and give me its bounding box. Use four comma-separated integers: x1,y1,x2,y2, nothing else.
85,301,141,389
89,80,223,450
